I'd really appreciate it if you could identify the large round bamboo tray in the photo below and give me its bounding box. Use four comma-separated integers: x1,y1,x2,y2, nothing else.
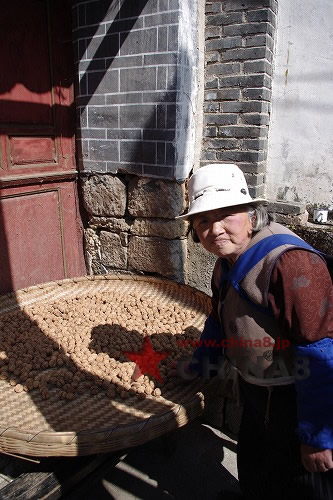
0,274,213,457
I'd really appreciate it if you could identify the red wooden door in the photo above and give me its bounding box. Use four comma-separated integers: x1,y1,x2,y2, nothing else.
0,0,86,293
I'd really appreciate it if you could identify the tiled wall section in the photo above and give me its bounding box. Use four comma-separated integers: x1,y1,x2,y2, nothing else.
72,0,188,180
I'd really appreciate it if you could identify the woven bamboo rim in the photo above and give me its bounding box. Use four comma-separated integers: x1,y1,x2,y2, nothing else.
0,274,213,457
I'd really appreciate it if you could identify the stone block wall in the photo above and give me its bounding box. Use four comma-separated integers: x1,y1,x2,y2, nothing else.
82,174,188,281
202,0,278,198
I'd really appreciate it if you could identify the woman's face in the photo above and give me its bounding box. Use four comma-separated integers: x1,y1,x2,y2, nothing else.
192,206,253,263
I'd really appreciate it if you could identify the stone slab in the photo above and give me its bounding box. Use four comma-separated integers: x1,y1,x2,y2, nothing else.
131,218,188,239
128,236,186,280
82,175,127,216
100,231,128,269
128,178,186,219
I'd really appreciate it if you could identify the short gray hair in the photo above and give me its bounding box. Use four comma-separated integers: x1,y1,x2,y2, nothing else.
247,204,271,232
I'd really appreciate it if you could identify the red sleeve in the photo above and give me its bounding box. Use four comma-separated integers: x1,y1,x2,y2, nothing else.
267,249,333,343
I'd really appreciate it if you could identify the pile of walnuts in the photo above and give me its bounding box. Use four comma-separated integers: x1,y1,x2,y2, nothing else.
0,290,202,402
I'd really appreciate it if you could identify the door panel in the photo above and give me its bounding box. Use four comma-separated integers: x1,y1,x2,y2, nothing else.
0,0,86,293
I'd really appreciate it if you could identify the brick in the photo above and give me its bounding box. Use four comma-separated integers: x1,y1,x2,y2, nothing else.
158,26,168,51
167,65,178,91
88,106,119,128
206,13,243,26
120,67,156,92
79,107,87,128
120,28,157,56
249,183,265,198
118,0,158,18
166,142,176,165
144,53,177,65
143,130,175,141
206,62,241,76
205,3,222,14
205,26,221,38
82,175,126,216
241,138,268,150
219,73,271,88
79,74,87,95
144,12,179,27
86,34,119,60
206,53,219,64
216,89,242,100
79,59,105,72
244,59,272,74
88,70,119,94
106,55,143,69
109,18,147,35
168,25,178,51
80,129,106,140
169,0,179,8
205,138,238,149
79,95,105,106
205,114,238,125
205,91,218,101
157,104,166,128
89,140,119,162
220,101,266,113
120,104,156,129
157,66,167,89
206,78,219,89
80,160,107,173
159,0,169,12
240,113,270,126
106,93,143,105
100,231,127,269
243,88,271,100
142,165,174,179
222,47,267,62
76,24,106,40
244,173,265,186
216,150,266,163
166,104,177,128
205,127,218,137
157,142,165,164
201,150,217,161
203,102,220,112
85,0,117,24
246,9,277,26
107,129,142,140
205,89,241,101
223,0,277,12
237,161,267,174
143,91,177,103
120,141,156,165
206,36,242,51
245,34,274,51
218,126,266,138
224,23,274,38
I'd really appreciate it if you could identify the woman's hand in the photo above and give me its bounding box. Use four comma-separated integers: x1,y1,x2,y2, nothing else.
300,444,333,472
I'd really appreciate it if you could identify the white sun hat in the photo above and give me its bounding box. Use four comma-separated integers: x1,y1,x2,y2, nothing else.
177,163,265,219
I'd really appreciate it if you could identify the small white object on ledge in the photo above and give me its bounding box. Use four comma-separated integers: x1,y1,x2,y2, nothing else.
313,209,328,224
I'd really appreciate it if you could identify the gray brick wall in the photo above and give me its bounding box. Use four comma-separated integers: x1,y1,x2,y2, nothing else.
72,0,198,181
203,0,277,198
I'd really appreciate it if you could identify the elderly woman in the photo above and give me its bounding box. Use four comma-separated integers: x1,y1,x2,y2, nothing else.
178,164,333,500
